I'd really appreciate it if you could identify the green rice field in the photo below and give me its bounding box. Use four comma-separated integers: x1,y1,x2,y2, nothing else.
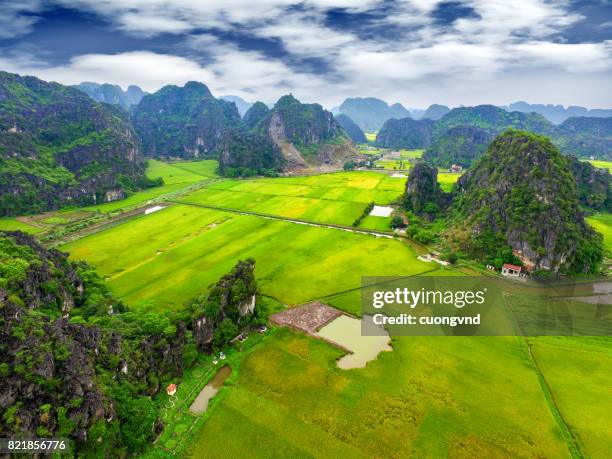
587,160,612,174
0,217,43,233
437,172,462,192
63,204,432,309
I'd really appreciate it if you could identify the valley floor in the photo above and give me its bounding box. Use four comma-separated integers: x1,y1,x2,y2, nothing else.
8,159,612,458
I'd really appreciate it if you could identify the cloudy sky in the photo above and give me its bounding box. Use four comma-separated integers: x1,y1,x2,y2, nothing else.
0,0,610,109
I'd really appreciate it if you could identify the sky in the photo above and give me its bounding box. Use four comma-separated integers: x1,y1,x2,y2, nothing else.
0,0,611,109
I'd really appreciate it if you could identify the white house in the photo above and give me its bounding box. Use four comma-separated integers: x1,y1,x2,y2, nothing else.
501,263,521,277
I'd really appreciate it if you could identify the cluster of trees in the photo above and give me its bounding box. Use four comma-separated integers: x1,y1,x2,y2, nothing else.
353,202,375,227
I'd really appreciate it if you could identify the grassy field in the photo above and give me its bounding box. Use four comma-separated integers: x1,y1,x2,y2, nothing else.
587,160,612,174
587,213,612,253
0,217,43,233
528,337,612,458
56,168,610,457
63,204,432,309
364,132,377,142
177,171,405,226
184,329,570,458
438,172,462,192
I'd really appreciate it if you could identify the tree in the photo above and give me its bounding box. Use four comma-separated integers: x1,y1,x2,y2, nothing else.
213,319,239,348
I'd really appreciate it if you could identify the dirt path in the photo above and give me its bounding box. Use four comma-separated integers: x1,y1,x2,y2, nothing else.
171,200,397,239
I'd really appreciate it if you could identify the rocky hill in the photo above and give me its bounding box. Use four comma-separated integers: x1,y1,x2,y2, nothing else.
242,101,270,130
0,231,187,454
557,116,612,159
132,81,241,159
337,97,411,131
423,125,495,167
335,114,367,143
74,82,146,109
403,162,450,219
422,106,612,165
0,71,145,216
375,118,434,149
220,95,359,175
0,231,262,454
452,130,603,274
421,104,450,120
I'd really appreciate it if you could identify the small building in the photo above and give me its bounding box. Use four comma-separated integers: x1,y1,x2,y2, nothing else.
166,383,177,396
501,263,521,277
450,164,463,173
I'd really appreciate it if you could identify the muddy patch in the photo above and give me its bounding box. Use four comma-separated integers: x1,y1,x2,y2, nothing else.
189,365,232,414
270,301,343,335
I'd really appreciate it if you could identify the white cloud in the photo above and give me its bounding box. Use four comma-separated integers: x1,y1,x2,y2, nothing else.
1,0,611,108
0,0,43,38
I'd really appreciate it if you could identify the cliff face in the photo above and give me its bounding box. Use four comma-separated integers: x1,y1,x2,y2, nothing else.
0,71,145,216
403,162,449,219
132,81,241,159
453,130,602,273
219,94,359,174
375,118,435,149
0,231,185,453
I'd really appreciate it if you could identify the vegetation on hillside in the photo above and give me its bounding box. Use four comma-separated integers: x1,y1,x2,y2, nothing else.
0,71,147,217
0,231,262,454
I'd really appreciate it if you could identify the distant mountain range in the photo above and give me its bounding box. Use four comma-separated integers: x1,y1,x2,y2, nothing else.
73,82,147,109
374,105,612,163
501,101,612,125
335,97,411,132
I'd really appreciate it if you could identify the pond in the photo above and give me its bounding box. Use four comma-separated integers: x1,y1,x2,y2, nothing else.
189,365,232,414
316,315,392,369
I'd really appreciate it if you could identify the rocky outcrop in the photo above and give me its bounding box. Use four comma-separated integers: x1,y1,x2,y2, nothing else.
0,71,145,216
453,130,603,273
568,156,612,211
375,118,435,149
132,81,241,159
242,101,270,130
191,259,258,352
423,125,495,167
0,231,186,452
421,104,450,120
403,162,450,219
219,94,360,174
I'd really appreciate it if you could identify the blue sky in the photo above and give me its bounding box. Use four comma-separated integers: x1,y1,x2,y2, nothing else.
0,1,610,108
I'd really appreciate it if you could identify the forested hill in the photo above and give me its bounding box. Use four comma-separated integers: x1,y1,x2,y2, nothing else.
452,130,603,274
219,94,360,175
375,118,435,149
132,81,241,159
335,114,367,143
374,105,612,165
0,71,146,217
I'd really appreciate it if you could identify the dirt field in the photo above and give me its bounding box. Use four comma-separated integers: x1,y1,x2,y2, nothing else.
270,301,343,335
